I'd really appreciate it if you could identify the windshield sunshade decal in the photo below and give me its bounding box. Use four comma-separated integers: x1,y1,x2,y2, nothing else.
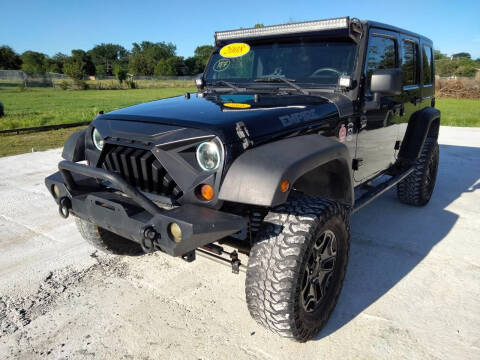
219,43,250,58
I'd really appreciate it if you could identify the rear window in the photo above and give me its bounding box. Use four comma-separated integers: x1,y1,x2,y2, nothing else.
422,45,433,85
402,40,418,86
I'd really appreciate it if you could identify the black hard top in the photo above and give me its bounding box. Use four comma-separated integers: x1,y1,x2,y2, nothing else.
365,20,433,45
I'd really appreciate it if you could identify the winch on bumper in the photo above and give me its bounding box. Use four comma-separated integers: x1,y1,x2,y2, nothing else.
45,160,247,257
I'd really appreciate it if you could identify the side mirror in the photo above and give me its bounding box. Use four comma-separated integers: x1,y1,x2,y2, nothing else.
370,68,403,96
363,68,403,112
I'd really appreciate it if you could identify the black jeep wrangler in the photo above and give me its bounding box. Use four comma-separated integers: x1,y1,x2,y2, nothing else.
46,17,440,342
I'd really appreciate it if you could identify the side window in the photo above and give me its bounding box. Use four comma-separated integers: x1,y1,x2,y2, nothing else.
365,36,396,90
402,40,418,86
422,45,433,85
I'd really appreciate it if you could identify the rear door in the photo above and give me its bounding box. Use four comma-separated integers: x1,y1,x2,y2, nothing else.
420,43,434,104
395,35,423,152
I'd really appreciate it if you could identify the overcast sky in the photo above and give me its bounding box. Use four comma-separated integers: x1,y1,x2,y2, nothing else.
1,0,479,58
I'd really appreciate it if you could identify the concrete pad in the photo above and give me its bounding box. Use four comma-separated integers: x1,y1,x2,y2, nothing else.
0,126,479,359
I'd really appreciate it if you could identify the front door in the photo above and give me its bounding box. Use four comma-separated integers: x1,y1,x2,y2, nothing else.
354,28,402,183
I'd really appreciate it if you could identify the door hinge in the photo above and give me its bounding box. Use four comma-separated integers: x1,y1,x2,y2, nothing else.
394,140,401,150
352,158,363,171
236,121,253,149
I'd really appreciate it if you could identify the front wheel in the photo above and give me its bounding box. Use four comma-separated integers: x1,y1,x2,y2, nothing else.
245,195,350,342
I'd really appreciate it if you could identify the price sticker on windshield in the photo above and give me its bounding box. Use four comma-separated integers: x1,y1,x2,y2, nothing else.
220,43,250,58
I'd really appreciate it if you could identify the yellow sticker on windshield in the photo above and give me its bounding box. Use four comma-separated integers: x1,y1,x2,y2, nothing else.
224,103,251,109
220,43,250,58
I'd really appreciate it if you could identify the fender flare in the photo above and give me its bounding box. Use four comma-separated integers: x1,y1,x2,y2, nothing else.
218,134,353,207
62,129,86,162
398,107,441,162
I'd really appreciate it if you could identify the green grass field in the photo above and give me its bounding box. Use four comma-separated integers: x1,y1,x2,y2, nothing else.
0,86,195,130
0,126,86,157
435,98,480,127
0,85,478,157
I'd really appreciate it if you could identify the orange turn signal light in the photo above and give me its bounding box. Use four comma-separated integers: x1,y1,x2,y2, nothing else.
280,180,290,193
198,184,215,201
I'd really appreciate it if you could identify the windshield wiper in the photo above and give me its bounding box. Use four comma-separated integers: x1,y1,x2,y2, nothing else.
254,76,309,95
207,80,243,92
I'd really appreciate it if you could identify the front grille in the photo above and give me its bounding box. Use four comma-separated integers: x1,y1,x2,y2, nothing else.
100,145,183,199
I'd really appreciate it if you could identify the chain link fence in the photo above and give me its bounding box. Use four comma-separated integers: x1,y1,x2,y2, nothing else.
0,70,68,87
0,70,197,88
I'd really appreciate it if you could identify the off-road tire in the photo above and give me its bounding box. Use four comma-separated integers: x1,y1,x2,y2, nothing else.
397,137,439,206
245,195,350,342
75,217,143,256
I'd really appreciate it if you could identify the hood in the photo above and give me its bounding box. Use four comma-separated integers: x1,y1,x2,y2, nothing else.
99,93,340,143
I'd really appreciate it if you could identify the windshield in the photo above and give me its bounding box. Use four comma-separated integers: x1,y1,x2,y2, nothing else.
204,39,357,88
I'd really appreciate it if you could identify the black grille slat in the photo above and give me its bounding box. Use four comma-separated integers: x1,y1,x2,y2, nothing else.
120,148,135,183
101,145,183,200
104,152,115,171
130,149,145,189
140,152,154,192
163,173,175,194
151,162,160,193
111,147,124,174
152,160,167,195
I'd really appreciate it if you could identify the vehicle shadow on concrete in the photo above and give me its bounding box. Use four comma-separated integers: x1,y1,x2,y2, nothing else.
317,144,480,340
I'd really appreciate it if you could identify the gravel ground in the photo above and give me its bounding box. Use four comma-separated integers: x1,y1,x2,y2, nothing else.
0,126,479,359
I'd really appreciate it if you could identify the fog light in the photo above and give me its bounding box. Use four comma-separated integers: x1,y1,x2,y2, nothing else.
52,184,60,198
168,223,182,243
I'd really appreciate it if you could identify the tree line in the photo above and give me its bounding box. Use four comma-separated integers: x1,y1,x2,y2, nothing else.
0,42,214,79
434,51,479,77
1,42,479,80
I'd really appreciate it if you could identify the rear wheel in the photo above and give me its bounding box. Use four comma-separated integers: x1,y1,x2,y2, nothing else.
245,195,350,342
75,217,143,256
397,137,439,206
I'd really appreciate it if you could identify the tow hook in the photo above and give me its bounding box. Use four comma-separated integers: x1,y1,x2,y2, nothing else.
58,197,71,219
141,226,159,253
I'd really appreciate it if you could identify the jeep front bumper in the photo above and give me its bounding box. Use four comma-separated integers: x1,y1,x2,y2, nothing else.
45,161,247,257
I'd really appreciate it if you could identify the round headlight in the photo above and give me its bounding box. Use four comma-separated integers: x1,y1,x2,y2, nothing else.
92,128,104,151
196,141,221,171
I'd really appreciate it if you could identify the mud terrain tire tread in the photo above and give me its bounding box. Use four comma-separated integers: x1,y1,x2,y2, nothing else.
397,137,439,206
245,195,350,342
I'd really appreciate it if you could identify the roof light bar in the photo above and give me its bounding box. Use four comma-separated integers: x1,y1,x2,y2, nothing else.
215,17,349,41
